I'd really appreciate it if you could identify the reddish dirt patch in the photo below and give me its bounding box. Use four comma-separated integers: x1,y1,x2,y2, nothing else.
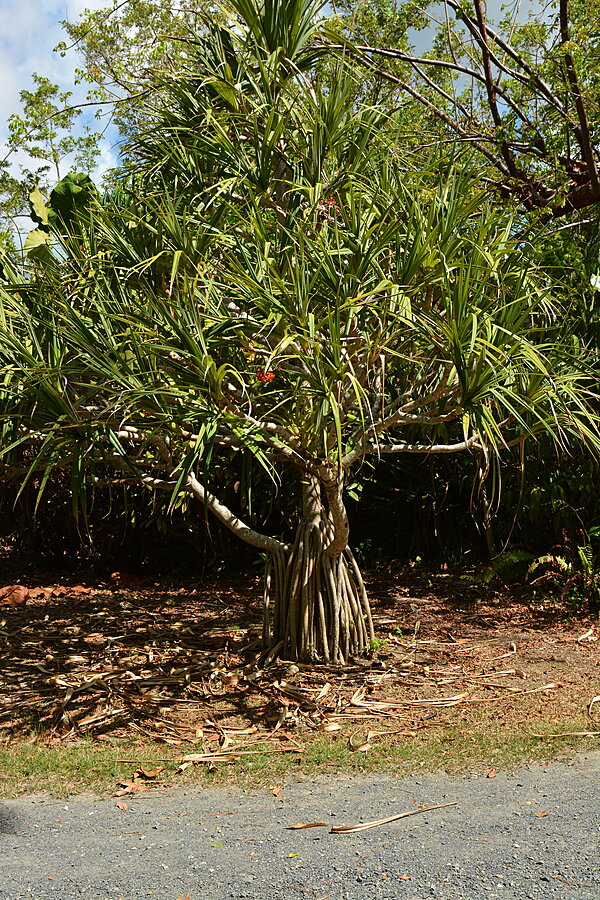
0,565,598,746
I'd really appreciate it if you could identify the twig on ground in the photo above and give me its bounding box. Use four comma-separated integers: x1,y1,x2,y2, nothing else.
330,801,458,833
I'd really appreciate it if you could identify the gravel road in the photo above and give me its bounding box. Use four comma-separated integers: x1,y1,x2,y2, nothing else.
1,752,599,900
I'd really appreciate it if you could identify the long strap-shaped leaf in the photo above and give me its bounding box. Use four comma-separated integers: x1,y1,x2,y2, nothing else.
330,801,457,833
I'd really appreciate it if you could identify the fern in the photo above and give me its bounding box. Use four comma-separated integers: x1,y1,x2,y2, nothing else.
527,555,570,579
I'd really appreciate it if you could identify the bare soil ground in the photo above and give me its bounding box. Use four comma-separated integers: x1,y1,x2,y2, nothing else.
1,560,598,761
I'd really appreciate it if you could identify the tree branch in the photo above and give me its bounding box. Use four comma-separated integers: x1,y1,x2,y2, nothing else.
342,43,544,141
558,0,600,198
185,471,287,553
115,426,172,466
444,0,568,116
368,435,483,454
345,49,513,179
472,0,522,179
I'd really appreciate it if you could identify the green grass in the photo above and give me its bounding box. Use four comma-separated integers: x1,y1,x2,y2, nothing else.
0,741,175,798
1,711,597,799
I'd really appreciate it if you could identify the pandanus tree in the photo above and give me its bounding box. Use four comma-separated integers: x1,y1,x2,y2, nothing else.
0,0,598,662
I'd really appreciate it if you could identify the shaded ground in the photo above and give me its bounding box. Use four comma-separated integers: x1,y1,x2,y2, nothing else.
1,561,598,760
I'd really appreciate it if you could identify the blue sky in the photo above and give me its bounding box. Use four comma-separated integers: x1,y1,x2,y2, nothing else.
0,0,117,186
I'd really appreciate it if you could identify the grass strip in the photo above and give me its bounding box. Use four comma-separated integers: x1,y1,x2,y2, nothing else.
1,711,597,799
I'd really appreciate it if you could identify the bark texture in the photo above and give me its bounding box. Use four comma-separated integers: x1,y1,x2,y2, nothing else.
262,476,374,663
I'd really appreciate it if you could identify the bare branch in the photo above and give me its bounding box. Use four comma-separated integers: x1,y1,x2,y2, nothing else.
444,0,568,116
324,41,547,154
370,435,483,454
345,49,514,179
186,471,287,553
558,0,600,197
472,0,522,179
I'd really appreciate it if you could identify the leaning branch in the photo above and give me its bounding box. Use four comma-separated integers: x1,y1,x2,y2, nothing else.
472,0,521,179
185,471,287,554
93,433,288,554
344,49,513,178
444,0,568,116
326,42,546,153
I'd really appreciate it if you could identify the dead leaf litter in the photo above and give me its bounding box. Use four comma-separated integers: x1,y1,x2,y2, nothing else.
1,568,598,776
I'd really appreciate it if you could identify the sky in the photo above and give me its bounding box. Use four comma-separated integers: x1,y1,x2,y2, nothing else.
0,0,118,188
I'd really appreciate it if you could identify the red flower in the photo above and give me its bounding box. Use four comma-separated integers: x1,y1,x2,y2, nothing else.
256,369,276,383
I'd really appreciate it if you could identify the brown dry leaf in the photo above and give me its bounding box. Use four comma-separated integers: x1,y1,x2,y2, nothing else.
487,769,496,778
135,766,165,780
349,730,372,752
180,752,239,764
273,708,290,730
521,682,560,695
315,683,332,701
577,626,596,643
223,726,258,736
320,722,341,733
350,687,366,704
349,691,470,712
531,730,600,738
272,785,282,797
116,801,128,810
348,731,373,753
176,893,192,900
0,585,29,607
115,781,149,797
367,729,403,741
29,587,54,600
330,801,458,834
535,811,548,818
287,822,328,829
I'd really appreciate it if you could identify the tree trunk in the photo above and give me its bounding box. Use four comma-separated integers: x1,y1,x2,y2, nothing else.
262,475,374,663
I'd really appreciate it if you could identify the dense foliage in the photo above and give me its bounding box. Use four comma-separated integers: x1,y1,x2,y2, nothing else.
1,0,599,656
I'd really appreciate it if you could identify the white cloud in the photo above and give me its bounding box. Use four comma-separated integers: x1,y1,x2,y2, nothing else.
66,0,109,18
0,0,114,185
91,136,119,185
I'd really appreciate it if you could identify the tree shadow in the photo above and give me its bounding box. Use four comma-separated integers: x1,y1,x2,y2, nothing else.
0,575,288,739
0,803,19,834
1,567,590,743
